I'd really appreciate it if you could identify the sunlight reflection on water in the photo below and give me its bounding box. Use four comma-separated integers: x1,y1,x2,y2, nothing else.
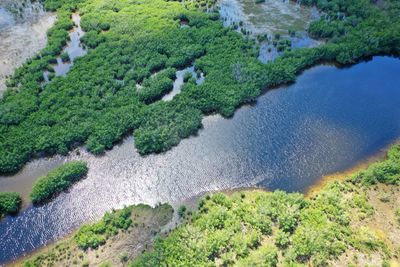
1,56,400,264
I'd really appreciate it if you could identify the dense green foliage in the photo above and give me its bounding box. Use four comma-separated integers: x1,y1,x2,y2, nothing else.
130,145,400,266
0,0,399,173
0,192,22,217
351,144,400,185
74,206,133,250
30,161,88,204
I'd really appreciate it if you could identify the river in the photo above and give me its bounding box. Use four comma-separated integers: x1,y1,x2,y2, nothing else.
1,0,400,264
1,56,400,264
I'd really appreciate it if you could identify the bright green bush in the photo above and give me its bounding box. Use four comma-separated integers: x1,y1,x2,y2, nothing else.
0,192,22,217
75,206,132,249
349,226,384,253
275,229,290,249
236,244,278,267
130,191,305,266
288,185,351,266
351,145,400,185
30,161,88,204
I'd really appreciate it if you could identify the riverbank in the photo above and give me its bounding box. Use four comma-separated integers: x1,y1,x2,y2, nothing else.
305,139,400,199
1,0,400,263
129,144,400,266
11,204,173,267
2,56,400,264
11,141,400,266
18,144,400,266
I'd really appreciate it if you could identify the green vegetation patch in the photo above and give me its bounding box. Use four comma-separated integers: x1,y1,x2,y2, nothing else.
351,144,400,185
130,145,400,266
1,0,400,175
30,161,88,204
75,205,133,249
0,192,22,218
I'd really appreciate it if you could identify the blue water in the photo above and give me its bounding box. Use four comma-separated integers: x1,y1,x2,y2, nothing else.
1,56,400,264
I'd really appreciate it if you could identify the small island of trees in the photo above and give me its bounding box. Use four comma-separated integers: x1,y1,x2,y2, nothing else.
30,161,88,204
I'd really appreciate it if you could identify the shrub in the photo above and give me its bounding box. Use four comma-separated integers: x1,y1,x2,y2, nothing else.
120,252,129,263
351,145,400,185
0,192,22,217
275,230,290,249
236,245,278,267
183,72,193,82
178,205,187,218
137,69,175,103
61,52,70,62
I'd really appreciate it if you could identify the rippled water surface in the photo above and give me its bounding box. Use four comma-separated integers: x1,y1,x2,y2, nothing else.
1,56,400,264
0,1,55,93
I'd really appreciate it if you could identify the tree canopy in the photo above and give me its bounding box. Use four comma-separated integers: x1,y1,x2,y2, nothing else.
1,0,399,173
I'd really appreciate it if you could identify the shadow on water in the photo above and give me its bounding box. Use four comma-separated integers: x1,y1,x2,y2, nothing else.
1,56,400,264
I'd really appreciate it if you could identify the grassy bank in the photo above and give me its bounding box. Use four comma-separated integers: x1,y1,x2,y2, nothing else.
20,204,173,267
19,145,400,266
0,0,399,173
30,161,88,204
130,145,400,267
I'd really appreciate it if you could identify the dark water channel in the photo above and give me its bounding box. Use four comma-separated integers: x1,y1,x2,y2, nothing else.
1,56,400,264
